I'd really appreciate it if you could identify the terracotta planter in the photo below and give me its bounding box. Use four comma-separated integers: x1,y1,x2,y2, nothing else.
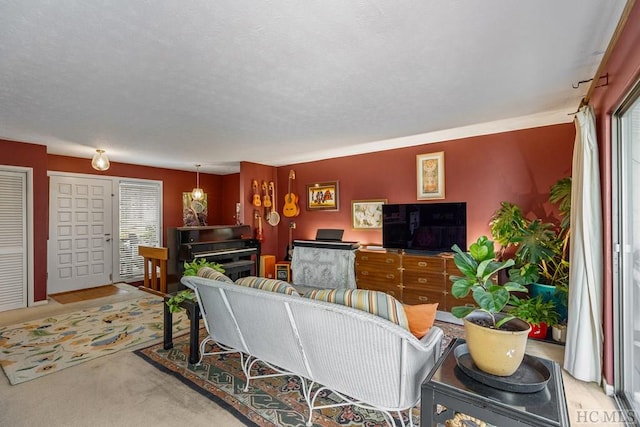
463,311,531,377
528,322,548,339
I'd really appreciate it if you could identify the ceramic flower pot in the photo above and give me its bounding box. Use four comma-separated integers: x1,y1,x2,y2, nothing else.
528,322,548,339
552,324,567,343
463,311,531,377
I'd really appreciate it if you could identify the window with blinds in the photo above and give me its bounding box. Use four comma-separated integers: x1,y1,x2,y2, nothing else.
118,181,161,280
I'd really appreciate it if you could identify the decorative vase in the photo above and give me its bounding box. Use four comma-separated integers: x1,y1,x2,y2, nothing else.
463,311,531,377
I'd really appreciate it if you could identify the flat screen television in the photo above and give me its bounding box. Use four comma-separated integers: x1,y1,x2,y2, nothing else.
382,202,467,253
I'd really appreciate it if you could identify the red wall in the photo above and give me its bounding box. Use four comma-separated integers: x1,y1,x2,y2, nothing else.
0,140,49,302
240,162,278,257
47,154,226,241
274,123,575,261
588,0,640,385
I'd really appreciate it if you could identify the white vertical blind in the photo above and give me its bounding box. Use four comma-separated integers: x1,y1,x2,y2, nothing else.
0,170,27,311
118,181,161,280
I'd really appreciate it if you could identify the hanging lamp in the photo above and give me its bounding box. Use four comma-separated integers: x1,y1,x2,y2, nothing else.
191,164,204,201
91,149,110,171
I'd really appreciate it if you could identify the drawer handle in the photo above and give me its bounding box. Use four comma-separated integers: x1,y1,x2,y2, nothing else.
418,278,428,284
385,258,395,264
386,274,395,279
418,296,429,302
418,261,427,267
361,256,369,261
361,271,369,276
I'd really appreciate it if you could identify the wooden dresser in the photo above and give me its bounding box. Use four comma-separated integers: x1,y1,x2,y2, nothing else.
355,249,476,311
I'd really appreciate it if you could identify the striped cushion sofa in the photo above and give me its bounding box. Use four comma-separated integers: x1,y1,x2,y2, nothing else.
181,273,444,427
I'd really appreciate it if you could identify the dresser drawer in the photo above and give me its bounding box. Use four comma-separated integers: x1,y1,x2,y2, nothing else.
402,287,445,306
356,269,401,285
356,251,401,269
403,270,446,289
403,255,445,273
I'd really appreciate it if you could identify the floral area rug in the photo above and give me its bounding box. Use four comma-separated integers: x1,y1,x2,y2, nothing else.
0,297,188,385
135,320,464,427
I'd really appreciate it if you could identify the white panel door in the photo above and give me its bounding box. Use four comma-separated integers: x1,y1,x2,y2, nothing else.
48,175,113,294
0,170,27,311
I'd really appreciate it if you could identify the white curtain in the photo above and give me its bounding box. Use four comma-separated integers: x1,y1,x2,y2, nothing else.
564,105,604,383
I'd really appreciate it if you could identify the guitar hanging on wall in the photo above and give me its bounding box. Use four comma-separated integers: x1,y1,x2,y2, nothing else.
252,180,261,207
262,181,272,222
282,170,300,217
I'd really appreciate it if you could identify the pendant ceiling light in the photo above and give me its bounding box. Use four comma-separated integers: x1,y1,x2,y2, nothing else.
191,164,204,201
91,149,110,171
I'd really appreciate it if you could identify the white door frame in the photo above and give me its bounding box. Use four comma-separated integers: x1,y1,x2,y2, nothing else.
47,171,163,287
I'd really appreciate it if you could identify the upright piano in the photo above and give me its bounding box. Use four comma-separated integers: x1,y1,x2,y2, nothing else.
167,225,261,281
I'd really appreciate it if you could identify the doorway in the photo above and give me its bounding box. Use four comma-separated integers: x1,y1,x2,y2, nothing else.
48,174,113,294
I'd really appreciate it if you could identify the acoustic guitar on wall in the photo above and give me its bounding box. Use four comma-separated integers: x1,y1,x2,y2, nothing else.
282,170,300,217
252,180,261,207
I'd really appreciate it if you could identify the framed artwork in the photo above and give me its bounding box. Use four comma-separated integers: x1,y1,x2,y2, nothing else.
306,181,339,211
182,192,208,226
351,199,387,230
416,152,445,200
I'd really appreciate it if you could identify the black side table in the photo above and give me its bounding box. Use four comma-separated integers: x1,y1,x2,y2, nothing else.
421,338,570,427
163,294,201,365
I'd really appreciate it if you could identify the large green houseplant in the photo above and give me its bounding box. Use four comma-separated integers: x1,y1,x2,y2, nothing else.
489,177,571,319
450,236,531,376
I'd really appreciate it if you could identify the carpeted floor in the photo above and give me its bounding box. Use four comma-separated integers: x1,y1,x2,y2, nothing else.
0,296,188,384
135,321,464,427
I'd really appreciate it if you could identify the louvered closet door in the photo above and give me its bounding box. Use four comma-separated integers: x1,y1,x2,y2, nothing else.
0,170,27,312
48,175,113,294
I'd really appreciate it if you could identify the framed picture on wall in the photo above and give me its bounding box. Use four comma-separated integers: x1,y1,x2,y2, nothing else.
306,181,339,211
351,199,387,230
416,152,445,200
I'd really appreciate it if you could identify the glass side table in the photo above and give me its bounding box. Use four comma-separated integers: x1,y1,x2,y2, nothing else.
421,338,569,427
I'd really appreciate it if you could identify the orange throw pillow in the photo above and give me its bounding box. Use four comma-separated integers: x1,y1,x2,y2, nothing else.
403,303,439,339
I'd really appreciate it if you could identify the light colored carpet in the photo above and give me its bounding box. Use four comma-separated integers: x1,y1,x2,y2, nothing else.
0,296,188,384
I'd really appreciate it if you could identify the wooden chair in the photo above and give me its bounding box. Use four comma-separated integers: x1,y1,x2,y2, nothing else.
138,246,169,296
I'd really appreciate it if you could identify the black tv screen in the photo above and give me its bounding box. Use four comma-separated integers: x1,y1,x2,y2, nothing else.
382,203,467,252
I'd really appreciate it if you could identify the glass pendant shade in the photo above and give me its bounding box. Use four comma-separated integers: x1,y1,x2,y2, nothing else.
91,149,110,171
191,164,204,201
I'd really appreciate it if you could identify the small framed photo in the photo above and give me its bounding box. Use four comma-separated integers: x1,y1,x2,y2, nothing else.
351,199,387,230
307,181,339,211
417,152,445,200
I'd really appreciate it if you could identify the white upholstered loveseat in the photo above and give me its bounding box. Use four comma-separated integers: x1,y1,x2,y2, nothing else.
181,273,444,427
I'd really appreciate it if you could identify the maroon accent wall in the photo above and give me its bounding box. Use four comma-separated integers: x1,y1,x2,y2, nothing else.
275,123,575,261
0,140,49,302
47,154,225,238
588,1,640,385
240,162,278,257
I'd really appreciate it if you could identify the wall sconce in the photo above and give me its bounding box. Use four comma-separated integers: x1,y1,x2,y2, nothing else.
91,149,110,171
191,164,204,201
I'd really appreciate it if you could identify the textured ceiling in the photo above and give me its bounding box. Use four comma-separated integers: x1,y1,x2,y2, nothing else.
0,1,627,174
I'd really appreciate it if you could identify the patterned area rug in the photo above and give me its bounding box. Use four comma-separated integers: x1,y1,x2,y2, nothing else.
0,297,188,385
135,320,464,427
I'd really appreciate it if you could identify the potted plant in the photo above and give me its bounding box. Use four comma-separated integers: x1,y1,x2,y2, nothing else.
490,177,571,321
166,259,225,313
509,295,559,339
450,236,531,377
